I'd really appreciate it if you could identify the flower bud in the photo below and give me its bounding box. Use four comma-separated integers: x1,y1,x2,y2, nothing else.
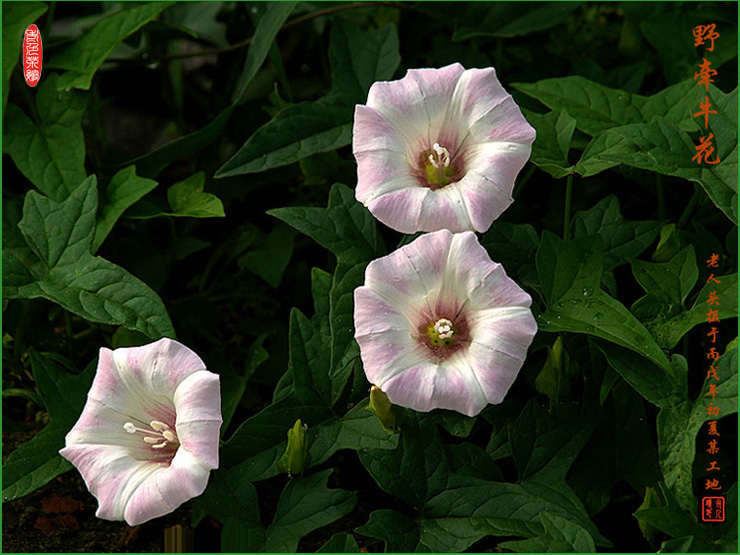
277,419,308,477
535,336,571,399
636,486,662,544
368,386,400,434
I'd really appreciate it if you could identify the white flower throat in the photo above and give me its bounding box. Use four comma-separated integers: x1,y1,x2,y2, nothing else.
123,420,179,450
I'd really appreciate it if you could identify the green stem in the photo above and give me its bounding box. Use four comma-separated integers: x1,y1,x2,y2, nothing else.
563,174,573,241
676,185,701,229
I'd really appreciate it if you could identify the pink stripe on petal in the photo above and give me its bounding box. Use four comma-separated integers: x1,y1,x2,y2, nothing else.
354,287,411,336
457,171,514,232
381,364,437,413
123,449,209,526
417,186,473,233
353,105,407,155
433,355,488,417
368,187,428,234
112,338,207,400
356,329,424,386
367,63,465,145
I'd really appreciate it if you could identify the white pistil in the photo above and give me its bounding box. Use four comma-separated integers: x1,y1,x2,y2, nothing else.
431,142,451,168
434,318,455,339
123,420,179,450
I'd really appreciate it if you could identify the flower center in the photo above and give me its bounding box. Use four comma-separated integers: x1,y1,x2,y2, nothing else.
428,317,456,347
123,420,179,450
421,142,456,189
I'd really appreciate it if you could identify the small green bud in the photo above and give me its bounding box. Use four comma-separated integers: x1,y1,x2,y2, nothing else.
277,419,308,477
636,486,663,543
535,336,571,399
368,386,400,434
652,224,681,262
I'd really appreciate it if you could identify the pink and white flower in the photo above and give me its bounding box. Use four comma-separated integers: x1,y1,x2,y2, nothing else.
353,63,535,234
354,230,536,417
59,338,222,526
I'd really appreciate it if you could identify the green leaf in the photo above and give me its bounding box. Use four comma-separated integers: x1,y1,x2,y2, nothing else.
216,100,352,177
166,172,225,217
640,11,737,85
595,342,678,408
658,536,694,553
125,172,225,219
4,176,175,339
508,400,596,482
2,351,94,501
572,195,664,272
359,414,447,508
1,425,71,502
327,19,401,105
127,106,234,178
2,1,48,116
317,533,360,553
288,308,331,401
2,73,88,201
264,469,356,553
633,483,715,553
308,401,399,468
355,510,420,552
270,183,384,266
93,166,158,252
499,513,597,553
453,2,582,40
432,410,477,438
644,273,737,350
526,109,577,178
216,21,399,176
575,114,738,224
420,473,607,552
192,463,261,527
536,232,672,372
220,387,333,473
630,246,699,322
47,2,175,90
640,79,702,133
657,350,737,511
220,334,269,432
233,2,298,103
513,76,645,135
238,222,296,288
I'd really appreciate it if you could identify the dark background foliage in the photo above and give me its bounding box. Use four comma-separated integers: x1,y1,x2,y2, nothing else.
2,1,737,552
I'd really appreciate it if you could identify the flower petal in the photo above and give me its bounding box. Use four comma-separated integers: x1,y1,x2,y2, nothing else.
432,353,488,416
367,63,465,149
416,185,474,233
111,338,208,400
123,448,210,526
448,232,533,311
445,67,536,146
381,363,436,412
173,371,222,470
59,443,160,522
367,186,429,234
363,230,453,309
466,307,538,404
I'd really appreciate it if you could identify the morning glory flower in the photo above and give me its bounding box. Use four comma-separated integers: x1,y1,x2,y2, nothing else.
353,230,536,416
59,338,222,526
353,63,535,234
